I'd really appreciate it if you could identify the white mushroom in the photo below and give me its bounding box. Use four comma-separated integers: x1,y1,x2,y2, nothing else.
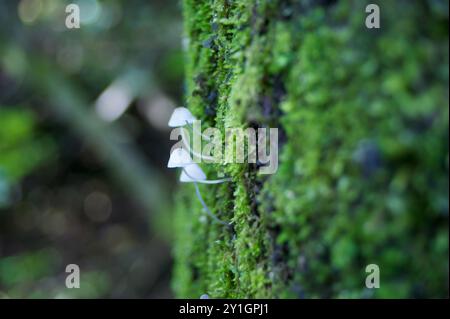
167,148,193,168
168,107,196,127
168,149,229,183
168,107,213,161
179,163,207,182
167,107,231,226
168,106,211,140
180,165,231,184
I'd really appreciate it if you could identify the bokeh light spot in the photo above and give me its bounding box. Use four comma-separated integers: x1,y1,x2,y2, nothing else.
18,0,43,25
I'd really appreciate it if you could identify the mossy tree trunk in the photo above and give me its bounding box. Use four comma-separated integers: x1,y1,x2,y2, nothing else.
173,0,449,298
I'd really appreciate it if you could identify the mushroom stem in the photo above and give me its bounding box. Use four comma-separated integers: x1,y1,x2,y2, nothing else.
180,127,215,161
186,121,211,141
193,181,229,226
182,167,231,184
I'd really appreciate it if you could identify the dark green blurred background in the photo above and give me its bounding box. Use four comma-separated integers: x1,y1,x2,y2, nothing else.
0,0,183,298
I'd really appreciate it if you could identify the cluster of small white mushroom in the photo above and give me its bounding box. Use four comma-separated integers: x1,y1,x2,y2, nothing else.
167,107,230,226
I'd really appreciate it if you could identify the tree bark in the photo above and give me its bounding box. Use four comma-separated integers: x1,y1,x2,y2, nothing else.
173,0,449,298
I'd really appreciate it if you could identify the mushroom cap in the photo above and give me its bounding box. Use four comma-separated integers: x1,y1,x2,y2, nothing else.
180,163,206,182
167,148,193,168
168,107,197,127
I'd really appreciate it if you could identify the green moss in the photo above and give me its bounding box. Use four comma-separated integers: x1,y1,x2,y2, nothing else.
173,0,449,298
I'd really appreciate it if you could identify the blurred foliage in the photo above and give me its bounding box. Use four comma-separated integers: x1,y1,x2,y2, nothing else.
0,249,58,291
0,0,182,298
0,107,55,208
173,0,449,298
0,108,55,181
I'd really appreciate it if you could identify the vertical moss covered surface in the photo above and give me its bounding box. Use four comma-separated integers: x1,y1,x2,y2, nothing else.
173,0,449,298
